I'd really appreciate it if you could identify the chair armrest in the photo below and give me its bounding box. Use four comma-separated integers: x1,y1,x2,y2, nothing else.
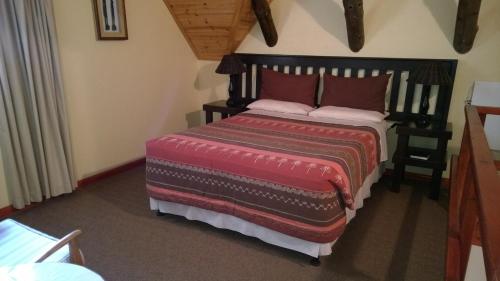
35,229,85,266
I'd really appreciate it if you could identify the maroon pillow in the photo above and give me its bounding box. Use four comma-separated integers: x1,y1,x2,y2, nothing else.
320,74,391,113
260,68,319,107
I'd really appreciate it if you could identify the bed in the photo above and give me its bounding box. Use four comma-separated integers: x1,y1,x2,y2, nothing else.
146,54,457,261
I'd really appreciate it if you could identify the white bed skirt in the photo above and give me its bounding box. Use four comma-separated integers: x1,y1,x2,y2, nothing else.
150,165,383,258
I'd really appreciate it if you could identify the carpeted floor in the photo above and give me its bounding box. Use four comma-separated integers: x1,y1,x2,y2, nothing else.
12,165,448,281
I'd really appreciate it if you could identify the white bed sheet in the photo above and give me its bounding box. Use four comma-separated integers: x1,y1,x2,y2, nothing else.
149,110,388,257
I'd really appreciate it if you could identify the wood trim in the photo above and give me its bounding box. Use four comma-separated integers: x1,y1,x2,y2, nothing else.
446,105,500,281
77,157,145,187
465,106,500,281
0,205,15,220
472,220,482,246
476,106,500,116
447,155,462,281
384,169,450,189
0,202,39,220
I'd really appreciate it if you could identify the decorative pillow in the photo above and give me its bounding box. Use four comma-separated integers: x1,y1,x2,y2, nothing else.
308,106,387,122
260,68,319,107
247,99,314,115
320,74,391,113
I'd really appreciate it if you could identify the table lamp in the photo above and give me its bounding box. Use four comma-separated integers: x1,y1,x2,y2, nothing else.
408,63,452,128
216,54,246,108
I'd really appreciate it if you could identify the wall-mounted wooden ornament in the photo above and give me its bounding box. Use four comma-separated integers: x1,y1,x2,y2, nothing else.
343,0,365,52
251,0,278,47
453,0,482,54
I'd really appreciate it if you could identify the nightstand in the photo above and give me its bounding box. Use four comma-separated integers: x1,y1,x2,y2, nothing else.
391,122,452,200
203,100,247,124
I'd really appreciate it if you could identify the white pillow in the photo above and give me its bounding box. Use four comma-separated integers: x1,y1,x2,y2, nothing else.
309,106,386,122
247,99,314,115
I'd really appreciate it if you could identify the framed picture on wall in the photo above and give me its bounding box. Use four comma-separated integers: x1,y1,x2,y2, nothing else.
92,0,128,40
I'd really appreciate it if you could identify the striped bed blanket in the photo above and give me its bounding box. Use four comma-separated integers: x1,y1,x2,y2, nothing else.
146,112,381,243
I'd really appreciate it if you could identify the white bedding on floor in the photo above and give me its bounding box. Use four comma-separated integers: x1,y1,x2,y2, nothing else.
149,110,388,258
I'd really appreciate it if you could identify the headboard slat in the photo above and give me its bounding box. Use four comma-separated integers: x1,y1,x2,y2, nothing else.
351,68,359,78
300,66,307,75
235,53,457,126
256,64,263,99
404,82,417,114
389,70,402,114
245,64,253,99
435,86,448,122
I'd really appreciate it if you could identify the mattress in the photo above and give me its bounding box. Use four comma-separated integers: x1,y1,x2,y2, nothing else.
146,109,387,246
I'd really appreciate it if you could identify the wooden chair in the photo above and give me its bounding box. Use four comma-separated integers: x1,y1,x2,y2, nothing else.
0,219,85,267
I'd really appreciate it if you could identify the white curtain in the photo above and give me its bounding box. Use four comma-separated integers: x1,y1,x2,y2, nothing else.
0,0,76,209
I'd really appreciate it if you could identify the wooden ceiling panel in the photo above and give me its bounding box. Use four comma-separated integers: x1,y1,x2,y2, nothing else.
177,14,235,28
163,0,272,60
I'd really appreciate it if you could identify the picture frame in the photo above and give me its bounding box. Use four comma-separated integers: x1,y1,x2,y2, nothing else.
92,0,128,40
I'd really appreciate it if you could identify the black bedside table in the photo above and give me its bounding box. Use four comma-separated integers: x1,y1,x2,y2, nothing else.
391,122,452,200
203,100,248,124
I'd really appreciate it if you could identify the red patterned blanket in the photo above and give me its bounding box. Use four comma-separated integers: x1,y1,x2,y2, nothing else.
146,113,381,243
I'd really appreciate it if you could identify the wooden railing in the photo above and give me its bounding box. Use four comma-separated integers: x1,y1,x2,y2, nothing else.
447,105,500,281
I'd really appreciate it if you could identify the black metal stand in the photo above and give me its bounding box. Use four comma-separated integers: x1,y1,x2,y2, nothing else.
415,85,432,128
226,74,245,108
310,257,321,266
156,210,165,217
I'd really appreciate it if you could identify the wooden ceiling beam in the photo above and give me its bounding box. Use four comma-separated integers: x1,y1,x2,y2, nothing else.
343,0,365,52
454,0,482,54
251,0,278,47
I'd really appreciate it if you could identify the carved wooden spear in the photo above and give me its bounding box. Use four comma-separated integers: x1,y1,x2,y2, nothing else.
453,0,482,53
251,0,278,47
343,0,365,52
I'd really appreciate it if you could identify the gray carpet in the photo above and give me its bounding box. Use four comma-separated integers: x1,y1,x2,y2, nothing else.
12,166,448,281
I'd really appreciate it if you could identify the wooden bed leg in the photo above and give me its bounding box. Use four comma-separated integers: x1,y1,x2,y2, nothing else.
310,257,321,266
156,210,165,217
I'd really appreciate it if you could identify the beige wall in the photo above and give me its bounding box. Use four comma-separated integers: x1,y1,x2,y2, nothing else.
200,0,500,173
55,0,202,180
0,0,201,208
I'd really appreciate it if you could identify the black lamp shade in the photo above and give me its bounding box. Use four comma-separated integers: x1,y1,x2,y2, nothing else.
408,63,452,86
215,54,246,75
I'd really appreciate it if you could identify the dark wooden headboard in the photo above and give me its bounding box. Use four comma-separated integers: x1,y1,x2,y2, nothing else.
234,53,458,127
